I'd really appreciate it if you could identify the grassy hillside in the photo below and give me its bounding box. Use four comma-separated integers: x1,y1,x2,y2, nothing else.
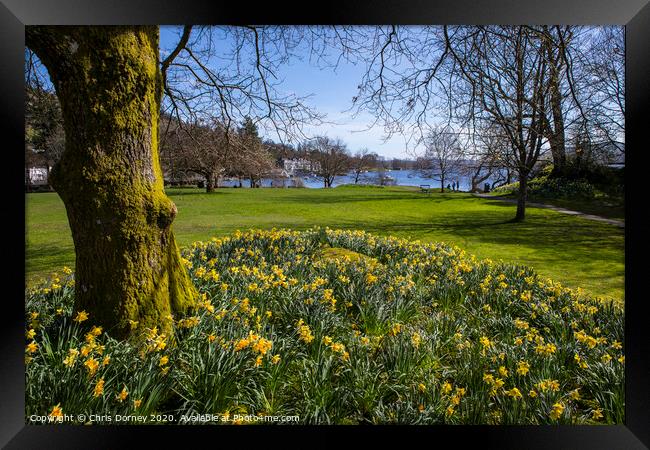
26,185,624,301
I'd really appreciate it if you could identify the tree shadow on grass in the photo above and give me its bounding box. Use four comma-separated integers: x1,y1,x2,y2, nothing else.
360,215,624,298
275,193,460,205
348,211,623,259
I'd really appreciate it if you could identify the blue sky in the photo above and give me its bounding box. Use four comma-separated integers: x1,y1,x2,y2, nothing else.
160,26,411,159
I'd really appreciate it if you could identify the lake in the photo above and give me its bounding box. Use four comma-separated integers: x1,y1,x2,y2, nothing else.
219,169,506,191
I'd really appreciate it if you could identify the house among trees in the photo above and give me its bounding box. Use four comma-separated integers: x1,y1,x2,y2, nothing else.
25,166,50,191
283,158,321,175
25,145,55,192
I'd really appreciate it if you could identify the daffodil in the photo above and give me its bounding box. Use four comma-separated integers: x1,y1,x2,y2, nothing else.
93,378,105,397
506,387,522,399
296,319,314,344
592,408,604,420
569,388,581,400
549,402,564,420
73,311,89,323
411,332,422,349
84,358,99,376
49,404,63,418
516,361,530,376
117,387,129,402
26,341,38,354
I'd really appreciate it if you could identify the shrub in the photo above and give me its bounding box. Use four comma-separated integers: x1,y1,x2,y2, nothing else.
25,229,624,425
492,178,596,199
492,182,519,195
528,178,596,199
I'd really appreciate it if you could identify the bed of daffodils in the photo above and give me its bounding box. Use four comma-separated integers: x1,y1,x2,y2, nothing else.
25,228,624,424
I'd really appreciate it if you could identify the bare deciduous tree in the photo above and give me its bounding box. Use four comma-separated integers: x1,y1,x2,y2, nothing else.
462,123,511,192
350,148,378,184
26,26,199,337
415,126,464,193
308,136,351,188
24,84,64,173
24,25,334,337
573,26,625,159
160,26,328,143
163,118,238,192
448,26,552,220
349,25,562,220
234,116,276,188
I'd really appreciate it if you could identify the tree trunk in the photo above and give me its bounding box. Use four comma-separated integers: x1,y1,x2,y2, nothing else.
440,175,445,193
206,173,215,193
547,47,566,177
472,167,490,193
514,172,528,221
26,26,197,339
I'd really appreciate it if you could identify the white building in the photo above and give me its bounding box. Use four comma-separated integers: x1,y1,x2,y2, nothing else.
282,158,321,175
25,167,49,185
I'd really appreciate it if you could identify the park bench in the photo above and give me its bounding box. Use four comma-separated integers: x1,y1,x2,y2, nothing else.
420,184,431,194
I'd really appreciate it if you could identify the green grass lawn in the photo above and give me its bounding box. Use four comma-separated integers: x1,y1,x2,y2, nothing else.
486,191,625,220
487,183,625,220
26,185,624,301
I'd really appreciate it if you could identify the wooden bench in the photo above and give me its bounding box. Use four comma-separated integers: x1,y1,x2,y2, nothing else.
420,184,431,194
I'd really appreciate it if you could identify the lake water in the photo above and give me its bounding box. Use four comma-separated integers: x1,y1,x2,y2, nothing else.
301,170,472,190
219,169,504,191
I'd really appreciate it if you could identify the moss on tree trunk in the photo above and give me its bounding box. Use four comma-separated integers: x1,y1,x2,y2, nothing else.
26,26,197,339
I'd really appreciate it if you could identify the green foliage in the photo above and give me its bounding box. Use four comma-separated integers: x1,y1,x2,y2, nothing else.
493,176,595,199
238,116,260,141
25,228,624,425
491,182,519,194
559,158,624,189
531,178,596,199
25,86,63,151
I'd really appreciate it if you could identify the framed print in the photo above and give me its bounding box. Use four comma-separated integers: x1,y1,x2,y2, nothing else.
2,0,648,447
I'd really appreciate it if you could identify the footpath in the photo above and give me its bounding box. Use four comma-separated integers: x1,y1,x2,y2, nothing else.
471,193,625,228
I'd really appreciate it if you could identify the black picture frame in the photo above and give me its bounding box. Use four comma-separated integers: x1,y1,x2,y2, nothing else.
1,0,648,448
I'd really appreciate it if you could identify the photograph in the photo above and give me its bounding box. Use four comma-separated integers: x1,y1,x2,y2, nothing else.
22,23,628,426
2,1,647,445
